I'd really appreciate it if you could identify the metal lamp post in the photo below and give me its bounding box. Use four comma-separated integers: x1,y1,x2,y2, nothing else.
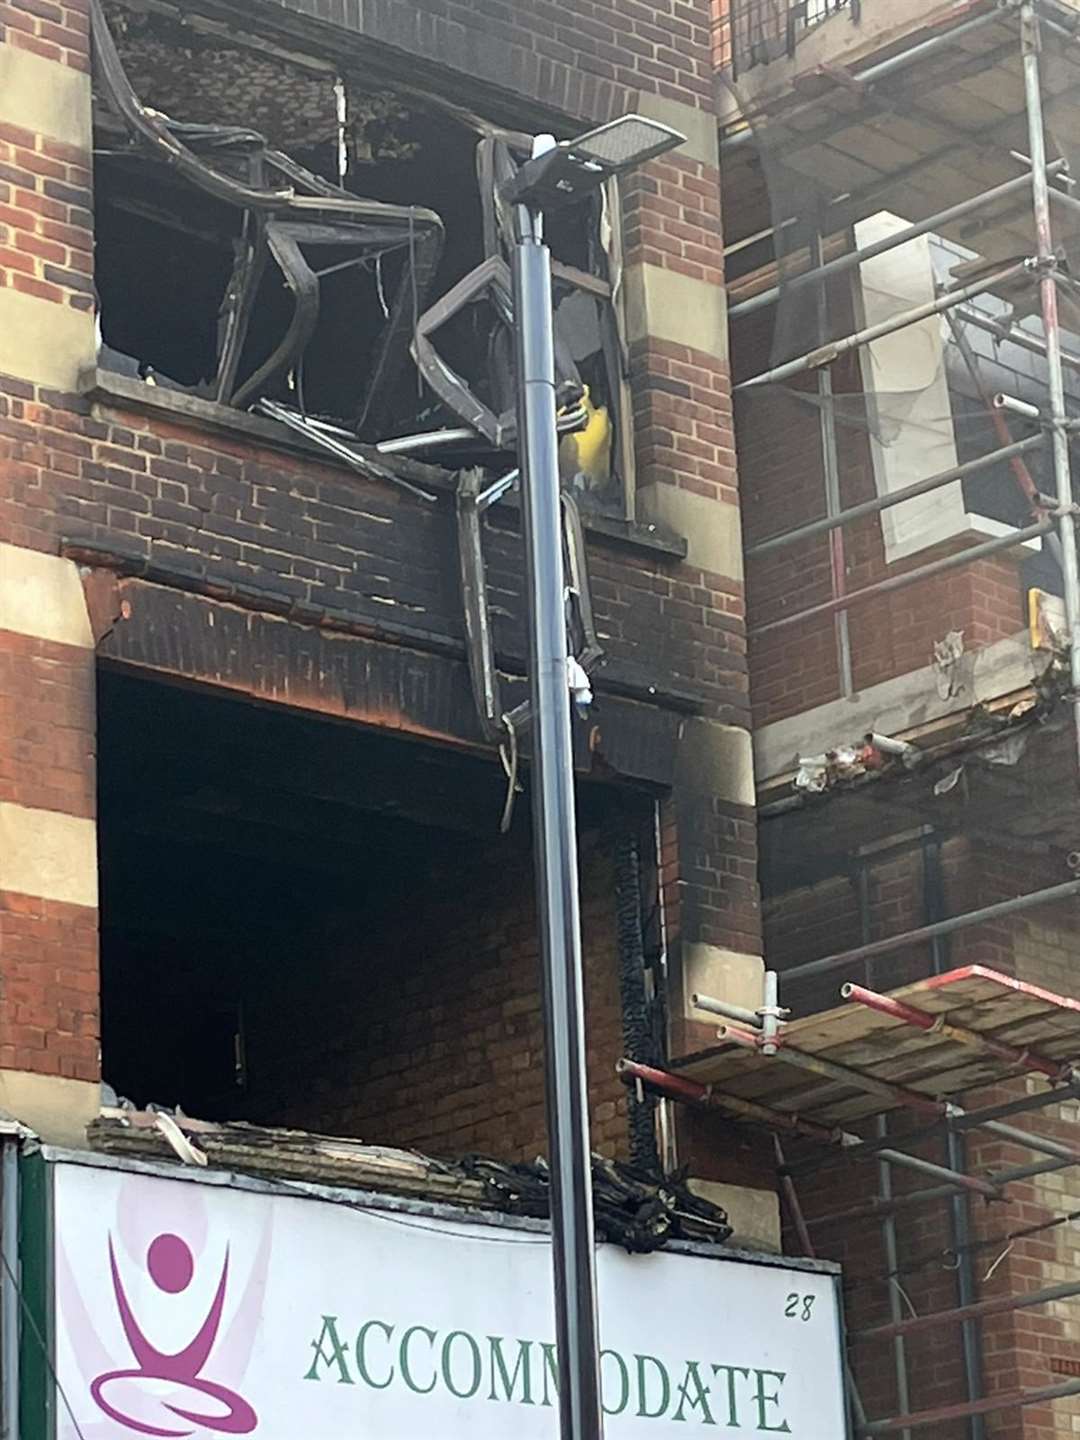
503,115,684,1440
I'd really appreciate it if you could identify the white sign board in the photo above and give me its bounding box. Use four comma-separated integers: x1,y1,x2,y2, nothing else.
52,1160,848,1439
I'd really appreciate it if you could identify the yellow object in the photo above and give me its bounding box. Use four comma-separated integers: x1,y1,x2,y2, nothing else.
559,384,612,487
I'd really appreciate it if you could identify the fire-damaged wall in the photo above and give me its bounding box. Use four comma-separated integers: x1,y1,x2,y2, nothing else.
249,842,629,1162
92,667,635,1163
0,0,763,1208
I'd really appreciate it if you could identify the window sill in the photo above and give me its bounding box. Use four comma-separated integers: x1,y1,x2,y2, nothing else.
82,368,688,562
884,512,1045,565
80,367,451,490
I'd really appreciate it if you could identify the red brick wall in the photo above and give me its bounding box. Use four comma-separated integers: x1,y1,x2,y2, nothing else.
0,0,89,70
0,891,97,1080
243,841,631,1163
0,0,93,323
0,0,99,1088
0,627,98,1080
0,629,94,816
269,0,715,114
0,119,93,310
764,835,983,1015
0,383,752,731
736,319,1029,730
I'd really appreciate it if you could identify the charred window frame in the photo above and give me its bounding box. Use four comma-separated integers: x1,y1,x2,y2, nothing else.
90,0,444,443
413,136,635,518
483,132,636,522
90,0,635,519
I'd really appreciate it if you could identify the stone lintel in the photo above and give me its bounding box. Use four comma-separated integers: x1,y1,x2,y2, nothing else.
0,1070,99,1148
0,43,92,148
678,942,764,1023
0,543,95,649
677,715,755,808
688,1177,781,1252
633,92,719,170
0,288,96,391
625,262,728,362
0,803,98,909
638,482,744,581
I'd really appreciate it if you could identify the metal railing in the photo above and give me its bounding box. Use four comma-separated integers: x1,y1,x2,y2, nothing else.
719,0,859,79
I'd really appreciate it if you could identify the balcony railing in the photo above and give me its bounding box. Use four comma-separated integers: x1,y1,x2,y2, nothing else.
715,0,859,79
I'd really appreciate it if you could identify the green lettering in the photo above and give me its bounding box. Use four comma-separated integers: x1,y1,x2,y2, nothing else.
441,1330,482,1399
753,1370,791,1433
540,1343,560,1407
355,1320,395,1390
488,1337,534,1405
304,1316,353,1384
712,1365,750,1427
635,1354,671,1419
600,1349,630,1417
673,1361,715,1425
400,1325,438,1395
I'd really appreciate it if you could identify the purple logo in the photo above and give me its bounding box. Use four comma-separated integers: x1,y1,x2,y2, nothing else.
89,1231,258,1438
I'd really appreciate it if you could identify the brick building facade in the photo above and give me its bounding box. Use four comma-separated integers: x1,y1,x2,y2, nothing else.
6,0,1080,1436
0,0,774,1236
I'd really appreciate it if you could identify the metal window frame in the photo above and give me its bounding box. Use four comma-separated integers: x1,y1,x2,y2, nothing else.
91,0,444,432
455,473,603,743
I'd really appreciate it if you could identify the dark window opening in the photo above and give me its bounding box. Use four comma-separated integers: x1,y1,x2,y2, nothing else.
96,668,635,1155
91,1,630,516
94,158,238,390
93,81,483,434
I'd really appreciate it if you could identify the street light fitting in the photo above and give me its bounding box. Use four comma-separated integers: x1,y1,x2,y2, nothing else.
502,114,686,211
505,103,685,1440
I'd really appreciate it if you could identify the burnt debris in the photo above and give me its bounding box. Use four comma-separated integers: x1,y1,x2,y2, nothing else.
89,1110,732,1253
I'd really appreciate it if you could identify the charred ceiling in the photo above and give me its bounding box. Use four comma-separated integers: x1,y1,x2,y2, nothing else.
98,1,418,160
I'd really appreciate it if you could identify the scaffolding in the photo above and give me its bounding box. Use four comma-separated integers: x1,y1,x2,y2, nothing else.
622,961,1080,1436
641,2,1080,1434
722,0,1080,776
721,0,861,80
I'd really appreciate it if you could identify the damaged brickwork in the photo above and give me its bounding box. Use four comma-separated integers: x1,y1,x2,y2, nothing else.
0,0,763,1204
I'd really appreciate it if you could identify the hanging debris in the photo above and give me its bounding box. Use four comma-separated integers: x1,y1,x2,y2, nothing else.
91,0,442,428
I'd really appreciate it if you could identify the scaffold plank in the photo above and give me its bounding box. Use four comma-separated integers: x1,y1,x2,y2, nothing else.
673,966,1080,1124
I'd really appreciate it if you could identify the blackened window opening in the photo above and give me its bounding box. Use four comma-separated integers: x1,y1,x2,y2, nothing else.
92,102,484,432
91,0,629,514
96,669,631,1149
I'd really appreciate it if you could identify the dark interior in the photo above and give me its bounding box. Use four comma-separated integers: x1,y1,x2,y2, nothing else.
96,668,622,1129
92,98,486,431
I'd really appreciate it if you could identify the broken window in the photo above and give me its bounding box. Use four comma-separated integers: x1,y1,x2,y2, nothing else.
92,0,446,437
96,669,643,1143
91,0,633,517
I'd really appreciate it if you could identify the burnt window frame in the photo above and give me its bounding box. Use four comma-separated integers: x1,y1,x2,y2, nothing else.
90,0,638,519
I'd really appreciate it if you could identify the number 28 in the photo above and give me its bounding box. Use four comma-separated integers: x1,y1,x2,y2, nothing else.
785,1293,815,1322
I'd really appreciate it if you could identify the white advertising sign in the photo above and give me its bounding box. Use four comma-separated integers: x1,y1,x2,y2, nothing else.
53,1160,848,1439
